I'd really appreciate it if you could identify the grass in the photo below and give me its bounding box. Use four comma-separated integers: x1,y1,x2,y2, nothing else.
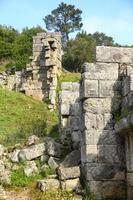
29,188,74,200
0,89,58,146
57,71,80,93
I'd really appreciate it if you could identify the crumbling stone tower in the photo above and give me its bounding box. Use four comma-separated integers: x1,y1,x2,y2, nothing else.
25,32,62,110
0,32,62,110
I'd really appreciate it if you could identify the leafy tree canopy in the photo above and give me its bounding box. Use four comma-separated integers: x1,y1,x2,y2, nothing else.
43,2,83,44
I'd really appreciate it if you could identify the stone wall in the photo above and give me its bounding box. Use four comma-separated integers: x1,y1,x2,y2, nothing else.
58,46,133,199
59,82,81,150
0,32,62,110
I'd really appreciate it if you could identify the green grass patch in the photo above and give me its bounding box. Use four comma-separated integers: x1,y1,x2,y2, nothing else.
0,89,58,146
30,188,74,200
57,71,80,93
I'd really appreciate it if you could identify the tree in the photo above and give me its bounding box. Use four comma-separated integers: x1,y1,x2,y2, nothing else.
63,32,95,72
91,32,115,46
13,26,45,70
0,25,18,59
43,2,83,44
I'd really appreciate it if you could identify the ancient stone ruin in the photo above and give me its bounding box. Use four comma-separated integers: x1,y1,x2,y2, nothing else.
1,32,133,199
59,46,133,200
0,32,62,110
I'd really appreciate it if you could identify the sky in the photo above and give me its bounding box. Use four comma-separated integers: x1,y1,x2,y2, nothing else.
0,0,133,45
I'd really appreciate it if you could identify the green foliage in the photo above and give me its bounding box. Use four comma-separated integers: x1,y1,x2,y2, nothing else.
12,26,45,70
0,89,58,146
63,31,120,72
63,32,95,72
11,166,40,187
40,165,56,178
0,25,45,71
0,25,18,59
43,2,83,43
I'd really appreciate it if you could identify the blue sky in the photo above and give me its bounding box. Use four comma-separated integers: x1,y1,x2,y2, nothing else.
0,0,133,45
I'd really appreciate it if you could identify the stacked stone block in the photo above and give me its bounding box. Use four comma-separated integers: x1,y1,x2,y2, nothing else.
80,47,127,199
25,32,62,109
59,82,81,149
0,32,62,110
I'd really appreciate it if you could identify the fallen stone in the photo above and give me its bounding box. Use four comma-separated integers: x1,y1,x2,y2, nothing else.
58,166,80,180
10,149,20,163
26,135,39,146
24,161,38,177
48,157,59,170
44,137,63,158
37,179,60,192
18,143,45,161
61,178,80,191
40,155,49,163
60,150,81,168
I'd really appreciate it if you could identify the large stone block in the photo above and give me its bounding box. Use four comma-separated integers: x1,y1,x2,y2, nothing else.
85,163,125,181
81,145,98,163
83,98,121,114
70,102,81,116
82,130,121,145
102,181,126,200
83,113,104,130
97,145,124,163
96,46,133,63
82,80,99,98
81,62,119,80
58,166,80,180
99,80,121,97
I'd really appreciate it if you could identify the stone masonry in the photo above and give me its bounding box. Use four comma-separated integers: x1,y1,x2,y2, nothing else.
59,46,133,200
59,82,81,150
0,32,62,110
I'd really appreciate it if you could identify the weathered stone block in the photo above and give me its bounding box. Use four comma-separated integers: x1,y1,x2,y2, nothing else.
99,80,121,97
83,98,110,114
82,80,99,98
85,163,125,181
61,178,80,191
70,102,81,116
82,130,121,146
104,113,114,129
58,166,80,180
96,46,133,63
102,181,126,200
122,76,130,96
81,145,98,163
70,117,81,131
81,62,119,80
97,145,124,163
83,113,104,130
61,82,72,91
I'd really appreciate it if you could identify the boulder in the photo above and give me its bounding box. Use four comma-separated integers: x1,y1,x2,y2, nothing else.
10,149,20,163
37,179,60,192
18,143,45,161
24,161,38,177
26,135,39,146
58,166,80,180
60,150,81,168
48,157,59,170
61,178,80,191
44,137,63,158
40,155,49,163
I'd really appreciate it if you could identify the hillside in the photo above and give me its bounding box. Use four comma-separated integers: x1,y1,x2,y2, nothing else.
0,89,58,146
